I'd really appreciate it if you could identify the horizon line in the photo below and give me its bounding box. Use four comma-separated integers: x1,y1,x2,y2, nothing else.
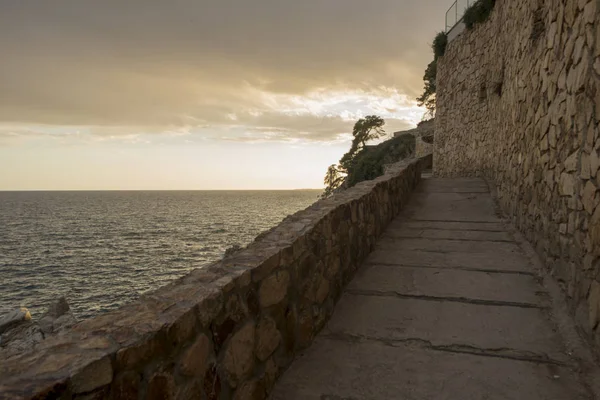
0,188,324,192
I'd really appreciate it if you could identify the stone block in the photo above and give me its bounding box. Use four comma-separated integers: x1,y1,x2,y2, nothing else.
71,357,113,394
582,181,598,214
582,152,591,178
564,152,578,172
233,379,266,400
111,371,140,400
251,253,281,282
264,358,279,390
255,317,281,361
283,306,297,353
223,322,256,387
175,380,204,400
116,335,165,371
590,150,600,177
590,205,600,253
147,372,175,400
259,271,290,307
584,0,596,24
179,334,211,377
297,312,314,349
197,290,224,328
560,173,577,196
204,364,222,400
589,281,600,330
167,309,198,346
314,277,330,304
224,294,249,324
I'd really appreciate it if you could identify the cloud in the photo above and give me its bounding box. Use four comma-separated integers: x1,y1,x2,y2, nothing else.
0,128,47,145
0,0,447,141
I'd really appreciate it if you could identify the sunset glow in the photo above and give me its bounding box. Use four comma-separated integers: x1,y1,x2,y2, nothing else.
0,0,448,189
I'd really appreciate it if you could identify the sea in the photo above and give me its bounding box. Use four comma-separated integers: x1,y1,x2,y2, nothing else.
0,190,320,320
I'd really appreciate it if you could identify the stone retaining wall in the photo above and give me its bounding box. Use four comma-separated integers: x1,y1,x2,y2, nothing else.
435,0,600,345
0,155,432,399
394,120,435,159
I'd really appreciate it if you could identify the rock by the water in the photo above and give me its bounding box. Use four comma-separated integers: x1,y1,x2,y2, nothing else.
45,297,70,318
0,297,77,360
224,244,242,258
0,322,43,358
0,307,31,335
39,296,76,335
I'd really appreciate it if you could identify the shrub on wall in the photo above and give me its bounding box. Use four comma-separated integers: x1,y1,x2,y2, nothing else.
417,0,495,119
417,31,447,118
345,134,416,187
433,31,448,59
321,116,389,198
463,0,496,30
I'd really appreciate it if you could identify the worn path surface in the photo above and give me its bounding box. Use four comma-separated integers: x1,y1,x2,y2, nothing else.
271,178,593,400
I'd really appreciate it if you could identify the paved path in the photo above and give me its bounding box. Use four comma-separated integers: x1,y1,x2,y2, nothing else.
272,178,593,400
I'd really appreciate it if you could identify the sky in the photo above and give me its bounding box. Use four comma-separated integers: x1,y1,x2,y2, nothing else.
0,0,448,190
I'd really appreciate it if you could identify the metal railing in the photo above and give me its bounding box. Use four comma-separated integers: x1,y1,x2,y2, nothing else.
445,0,473,32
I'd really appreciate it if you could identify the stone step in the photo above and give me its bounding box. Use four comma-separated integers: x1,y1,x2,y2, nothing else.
389,219,506,232
402,192,501,222
324,294,569,363
382,227,513,242
366,248,533,273
376,237,523,254
271,338,586,400
348,264,545,305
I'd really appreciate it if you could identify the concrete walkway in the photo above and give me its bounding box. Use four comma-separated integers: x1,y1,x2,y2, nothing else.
272,178,592,399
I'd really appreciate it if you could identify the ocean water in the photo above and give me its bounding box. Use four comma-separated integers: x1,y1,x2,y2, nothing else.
0,190,320,320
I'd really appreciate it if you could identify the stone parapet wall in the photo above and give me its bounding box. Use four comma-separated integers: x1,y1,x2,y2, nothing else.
435,0,600,345
415,137,434,160
0,155,432,399
394,120,435,159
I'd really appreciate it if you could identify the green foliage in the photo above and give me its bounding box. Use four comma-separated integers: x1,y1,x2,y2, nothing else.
322,164,345,198
463,0,496,30
321,115,418,198
323,116,400,198
345,134,415,188
417,60,438,119
432,31,448,59
417,31,447,119
352,115,386,147
339,115,386,172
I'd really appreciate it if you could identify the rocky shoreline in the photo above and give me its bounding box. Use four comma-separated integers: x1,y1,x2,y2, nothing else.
0,297,77,360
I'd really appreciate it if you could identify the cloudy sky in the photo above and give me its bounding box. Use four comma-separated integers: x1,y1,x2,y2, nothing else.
0,0,447,190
